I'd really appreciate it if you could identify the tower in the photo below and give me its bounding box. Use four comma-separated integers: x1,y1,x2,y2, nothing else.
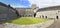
31,4,37,9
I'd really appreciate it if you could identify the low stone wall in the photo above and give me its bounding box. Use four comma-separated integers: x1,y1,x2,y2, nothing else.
4,20,54,28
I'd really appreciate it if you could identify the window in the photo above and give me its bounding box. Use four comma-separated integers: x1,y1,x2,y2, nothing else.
42,15,44,18
40,16,41,18
56,16,58,19
45,16,47,18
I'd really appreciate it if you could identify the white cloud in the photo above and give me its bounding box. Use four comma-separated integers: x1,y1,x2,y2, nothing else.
29,0,60,8
11,5,29,8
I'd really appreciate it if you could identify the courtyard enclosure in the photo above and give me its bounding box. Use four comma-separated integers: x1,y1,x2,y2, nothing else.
16,4,39,17
8,17,48,25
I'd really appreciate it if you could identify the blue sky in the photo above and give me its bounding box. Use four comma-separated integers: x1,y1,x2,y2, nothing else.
0,0,60,8
0,0,31,8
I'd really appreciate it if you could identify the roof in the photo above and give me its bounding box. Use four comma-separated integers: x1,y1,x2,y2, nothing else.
16,8,31,9
0,2,8,7
0,2,19,16
0,2,17,11
37,5,60,12
0,2,15,9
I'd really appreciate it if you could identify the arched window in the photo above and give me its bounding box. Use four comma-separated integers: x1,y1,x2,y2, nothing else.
40,16,41,18
56,16,58,19
42,15,44,18
45,16,47,18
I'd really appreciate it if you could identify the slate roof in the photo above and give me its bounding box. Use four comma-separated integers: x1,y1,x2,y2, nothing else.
0,2,15,9
37,5,60,12
0,2,19,16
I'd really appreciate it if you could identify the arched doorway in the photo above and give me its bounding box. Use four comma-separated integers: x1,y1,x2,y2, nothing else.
34,13,36,17
56,16,58,19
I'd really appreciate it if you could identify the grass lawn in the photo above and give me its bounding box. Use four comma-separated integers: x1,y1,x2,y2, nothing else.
8,17,48,25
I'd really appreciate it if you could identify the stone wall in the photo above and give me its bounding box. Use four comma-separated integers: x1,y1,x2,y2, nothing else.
0,5,18,20
16,8,34,17
36,6,60,19
8,8,18,19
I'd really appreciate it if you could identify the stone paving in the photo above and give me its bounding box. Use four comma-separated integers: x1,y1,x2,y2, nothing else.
0,24,5,28
47,19,60,28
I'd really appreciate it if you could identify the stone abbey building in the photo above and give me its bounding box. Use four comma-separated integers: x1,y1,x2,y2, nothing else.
36,6,60,19
0,2,39,20
1,2,60,20
16,4,39,17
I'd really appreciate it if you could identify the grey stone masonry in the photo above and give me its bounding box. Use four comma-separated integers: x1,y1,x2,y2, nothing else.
0,3,18,20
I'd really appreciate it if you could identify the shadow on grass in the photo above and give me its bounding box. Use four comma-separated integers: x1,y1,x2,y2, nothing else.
0,17,21,24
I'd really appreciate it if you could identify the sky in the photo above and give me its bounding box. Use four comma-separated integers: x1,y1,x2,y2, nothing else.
29,0,60,8
0,0,60,8
0,0,31,8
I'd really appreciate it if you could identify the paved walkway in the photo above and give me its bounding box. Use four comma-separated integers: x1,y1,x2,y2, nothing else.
47,19,60,28
40,20,54,28
0,24,5,28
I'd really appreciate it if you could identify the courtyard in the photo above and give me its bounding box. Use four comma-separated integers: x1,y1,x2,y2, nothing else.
0,17,54,28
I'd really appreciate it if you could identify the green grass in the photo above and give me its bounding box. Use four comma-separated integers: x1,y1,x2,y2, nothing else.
9,17,48,25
